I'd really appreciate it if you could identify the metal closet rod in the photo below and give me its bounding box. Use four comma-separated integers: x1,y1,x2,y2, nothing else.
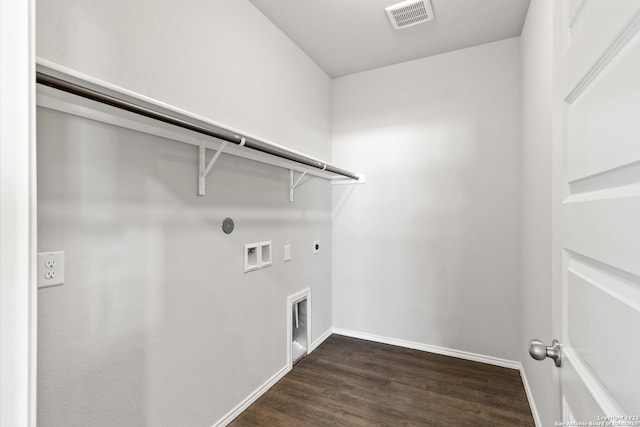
35,72,360,181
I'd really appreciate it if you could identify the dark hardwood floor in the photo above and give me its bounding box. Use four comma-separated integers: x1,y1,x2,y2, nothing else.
230,335,535,426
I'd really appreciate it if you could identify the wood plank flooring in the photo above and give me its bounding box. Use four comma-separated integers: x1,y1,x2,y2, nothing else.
230,335,535,426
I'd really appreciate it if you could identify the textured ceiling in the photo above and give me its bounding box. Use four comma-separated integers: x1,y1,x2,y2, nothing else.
249,0,531,77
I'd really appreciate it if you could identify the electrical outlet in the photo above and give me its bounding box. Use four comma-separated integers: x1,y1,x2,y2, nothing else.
313,240,320,254
38,251,65,288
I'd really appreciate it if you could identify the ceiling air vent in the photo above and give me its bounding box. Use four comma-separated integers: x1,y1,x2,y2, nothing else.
385,0,435,30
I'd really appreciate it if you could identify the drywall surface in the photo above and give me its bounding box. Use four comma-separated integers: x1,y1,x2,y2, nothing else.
520,0,554,425
37,109,332,427
332,38,522,361
36,1,332,426
36,0,331,160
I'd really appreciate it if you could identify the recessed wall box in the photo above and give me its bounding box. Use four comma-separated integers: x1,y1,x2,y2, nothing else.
244,241,273,272
244,243,260,273
260,241,272,268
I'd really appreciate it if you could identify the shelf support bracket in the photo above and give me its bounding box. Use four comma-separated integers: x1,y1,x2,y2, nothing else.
198,141,229,196
289,169,308,203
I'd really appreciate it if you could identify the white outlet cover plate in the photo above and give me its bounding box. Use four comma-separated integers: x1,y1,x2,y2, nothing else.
284,244,291,262
37,251,65,288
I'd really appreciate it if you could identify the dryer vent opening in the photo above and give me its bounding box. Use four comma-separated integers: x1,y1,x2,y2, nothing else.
292,298,308,364
288,288,311,367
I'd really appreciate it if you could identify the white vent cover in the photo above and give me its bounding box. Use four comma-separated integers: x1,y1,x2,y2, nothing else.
385,0,435,30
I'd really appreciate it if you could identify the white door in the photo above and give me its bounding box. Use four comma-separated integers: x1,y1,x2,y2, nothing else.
550,0,640,423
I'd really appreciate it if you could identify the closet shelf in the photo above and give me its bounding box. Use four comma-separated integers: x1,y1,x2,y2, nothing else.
35,60,363,198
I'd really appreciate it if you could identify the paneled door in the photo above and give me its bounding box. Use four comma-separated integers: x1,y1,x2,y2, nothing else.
552,0,640,423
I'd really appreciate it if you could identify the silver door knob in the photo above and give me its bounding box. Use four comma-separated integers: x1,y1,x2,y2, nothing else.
529,339,562,367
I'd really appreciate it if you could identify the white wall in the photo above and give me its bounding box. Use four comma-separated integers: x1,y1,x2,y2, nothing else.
331,38,522,361
520,0,554,425
36,1,332,426
36,0,330,160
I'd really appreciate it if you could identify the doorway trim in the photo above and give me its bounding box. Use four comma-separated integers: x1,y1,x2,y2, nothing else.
0,0,37,426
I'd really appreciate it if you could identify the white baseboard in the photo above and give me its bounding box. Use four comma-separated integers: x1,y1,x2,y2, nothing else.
309,327,333,353
520,364,542,427
332,328,521,370
213,364,290,427
212,327,333,427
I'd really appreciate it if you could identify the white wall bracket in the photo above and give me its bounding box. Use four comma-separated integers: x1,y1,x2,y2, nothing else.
198,140,229,196
289,169,308,202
